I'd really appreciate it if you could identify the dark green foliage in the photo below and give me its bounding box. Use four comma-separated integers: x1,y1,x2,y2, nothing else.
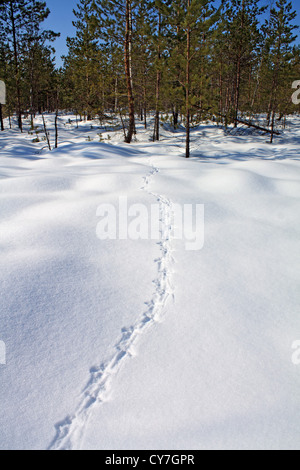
0,0,299,144
0,0,59,130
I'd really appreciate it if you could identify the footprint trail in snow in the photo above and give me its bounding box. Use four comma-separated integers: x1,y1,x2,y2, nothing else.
49,158,175,450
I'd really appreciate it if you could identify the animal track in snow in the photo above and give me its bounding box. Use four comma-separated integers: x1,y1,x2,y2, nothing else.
49,158,175,450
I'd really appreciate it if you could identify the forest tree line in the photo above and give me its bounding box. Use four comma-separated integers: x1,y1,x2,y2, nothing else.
0,0,300,156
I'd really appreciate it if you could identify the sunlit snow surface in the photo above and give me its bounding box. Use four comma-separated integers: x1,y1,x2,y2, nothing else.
0,115,300,450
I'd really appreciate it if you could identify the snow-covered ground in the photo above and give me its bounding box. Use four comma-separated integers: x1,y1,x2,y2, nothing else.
0,114,300,450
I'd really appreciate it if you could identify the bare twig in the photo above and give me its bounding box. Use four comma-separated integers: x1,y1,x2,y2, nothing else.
42,114,52,151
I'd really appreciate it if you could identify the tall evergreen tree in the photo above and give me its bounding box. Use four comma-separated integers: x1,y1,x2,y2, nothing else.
262,0,298,141
63,0,102,120
221,0,267,126
162,0,219,157
0,0,59,131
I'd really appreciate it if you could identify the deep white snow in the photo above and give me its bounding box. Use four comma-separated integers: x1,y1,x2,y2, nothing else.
0,115,300,450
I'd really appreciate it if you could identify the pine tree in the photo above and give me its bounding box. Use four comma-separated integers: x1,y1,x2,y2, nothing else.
262,0,298,142
152,2,165,141
0,0,59,131
63,0,103,120
163,0,219,157
92,0,142,142
221,0,267,126
55,0,299,150
124,0,135,142
0,29,8,131
22,2,59,120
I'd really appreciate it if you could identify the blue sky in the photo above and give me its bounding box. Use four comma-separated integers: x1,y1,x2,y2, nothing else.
43,0,76,66
44,0,300,68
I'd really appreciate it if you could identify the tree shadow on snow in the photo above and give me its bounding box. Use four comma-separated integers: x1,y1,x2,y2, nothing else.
51,141,145,160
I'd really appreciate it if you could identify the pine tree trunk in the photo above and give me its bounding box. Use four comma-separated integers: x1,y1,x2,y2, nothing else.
270,110,276,144
55,90,59,149
219,60,223,118
234,0,245,128
144,84,147,129
153,13,162,141
225,83,230,122
42,114,51,151
55,111,58,149
173,108,179,128
186,3,191,159
153,70,161,141
268,39,282,133
119,107,127,141
114,77,118,114
234,56,241,127
124,0,135,144
0,104,4,131
9,0,22,132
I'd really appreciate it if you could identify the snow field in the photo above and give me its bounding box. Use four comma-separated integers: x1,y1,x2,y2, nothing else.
0,114,300,449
